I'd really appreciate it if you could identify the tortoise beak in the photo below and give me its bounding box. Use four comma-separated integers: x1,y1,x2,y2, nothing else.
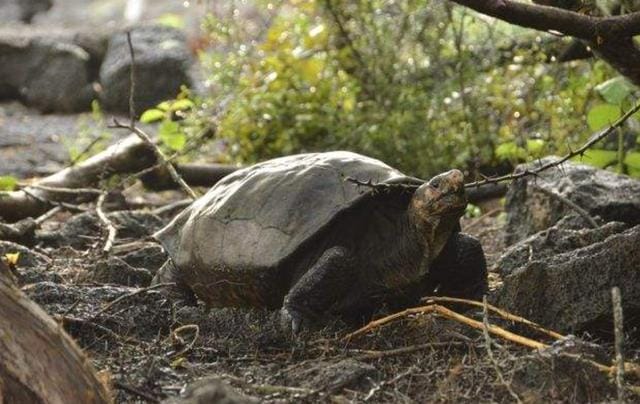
425,169,467,215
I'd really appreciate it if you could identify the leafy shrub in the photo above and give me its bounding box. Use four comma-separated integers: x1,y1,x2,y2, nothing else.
193,0,638,178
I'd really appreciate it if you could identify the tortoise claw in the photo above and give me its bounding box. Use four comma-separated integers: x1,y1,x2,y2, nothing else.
280,306,305,335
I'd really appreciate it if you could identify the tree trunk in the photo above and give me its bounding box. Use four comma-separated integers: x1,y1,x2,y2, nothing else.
0,267,111,403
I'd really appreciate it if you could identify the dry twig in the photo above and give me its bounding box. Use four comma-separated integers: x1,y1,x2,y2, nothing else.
170,324,200,357
353,341,465,361
612,287,626,401
343,304,547,350
533,185,598,228
364,365,417,401
90,282,175,320
95,192,117,255
421,296,564,340
19,184,103,196
482,297,522,404
108,32,197,201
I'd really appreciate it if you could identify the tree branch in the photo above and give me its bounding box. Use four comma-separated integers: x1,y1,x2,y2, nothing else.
449,0,640,40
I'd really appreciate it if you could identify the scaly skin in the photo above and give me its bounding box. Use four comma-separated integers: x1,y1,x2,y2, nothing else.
281,170,480,333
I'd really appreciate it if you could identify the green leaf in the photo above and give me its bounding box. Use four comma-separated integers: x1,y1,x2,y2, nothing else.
526,139,546,155
157,101,172,112
159,121,186,151
0,176,18,191
495,142,527,161
465,203,481,218
586,104,622,131
140,109,165,123
156,13,185,29
595,76,634,105
572,149,617,168
624,152,640,178
170,99,195,111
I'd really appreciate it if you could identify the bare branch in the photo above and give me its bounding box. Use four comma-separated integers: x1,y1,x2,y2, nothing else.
110,31,198,200
465,101,640,188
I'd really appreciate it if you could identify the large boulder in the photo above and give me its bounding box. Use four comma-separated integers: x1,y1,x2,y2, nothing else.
0,0,52,24
0,27,101,112
496,214,627,277
99,25,193,113
494,218,640,333
504,157,640,245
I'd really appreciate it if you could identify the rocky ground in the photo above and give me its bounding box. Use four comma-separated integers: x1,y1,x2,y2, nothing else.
2,1,640,403
3,171,640,403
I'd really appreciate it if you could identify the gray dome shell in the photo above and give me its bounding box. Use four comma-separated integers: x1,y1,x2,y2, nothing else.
154,151,422,277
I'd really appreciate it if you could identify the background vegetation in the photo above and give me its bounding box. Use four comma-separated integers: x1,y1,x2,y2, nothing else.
150,0,640,180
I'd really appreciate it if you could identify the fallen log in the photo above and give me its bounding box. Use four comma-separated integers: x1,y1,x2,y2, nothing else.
0,134,239,222
0,263,111,403
0,135,155,222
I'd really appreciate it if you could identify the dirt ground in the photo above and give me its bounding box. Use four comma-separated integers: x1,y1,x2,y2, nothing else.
4,191,636,403
4,1,637,401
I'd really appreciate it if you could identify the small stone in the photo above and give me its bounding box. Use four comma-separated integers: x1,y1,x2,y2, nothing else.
163,377,257,404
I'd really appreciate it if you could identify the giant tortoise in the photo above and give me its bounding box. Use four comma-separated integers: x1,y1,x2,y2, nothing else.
153,151,487,332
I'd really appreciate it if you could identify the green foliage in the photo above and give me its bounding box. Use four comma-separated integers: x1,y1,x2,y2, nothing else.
156,13,185,29
587,104,622,131
0,176,18,191
140,89,197,153
594,76,635,105
465,203,482,218
584,74,640,174
192,0,639,178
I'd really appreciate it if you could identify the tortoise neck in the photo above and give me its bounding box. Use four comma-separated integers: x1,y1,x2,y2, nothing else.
407,208,459,266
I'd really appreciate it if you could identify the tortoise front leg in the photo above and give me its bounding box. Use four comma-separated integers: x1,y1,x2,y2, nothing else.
281,246,356,333
429,232,488,300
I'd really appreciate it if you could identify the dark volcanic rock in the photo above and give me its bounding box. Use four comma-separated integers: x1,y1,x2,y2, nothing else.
0,0,52,23
495,224,640,333
504,157,640,245
100,25,193,113
496,214,628,276
0,27,98,112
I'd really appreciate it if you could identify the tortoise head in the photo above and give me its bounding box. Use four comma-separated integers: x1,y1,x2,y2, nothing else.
408,169,467,258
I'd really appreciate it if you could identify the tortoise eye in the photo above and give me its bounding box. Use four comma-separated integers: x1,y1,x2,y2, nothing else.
430,178,440,189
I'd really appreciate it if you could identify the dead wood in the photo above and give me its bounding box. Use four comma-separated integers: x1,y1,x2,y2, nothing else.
0,269,111,403
0,134,155,222
0,133,239,223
